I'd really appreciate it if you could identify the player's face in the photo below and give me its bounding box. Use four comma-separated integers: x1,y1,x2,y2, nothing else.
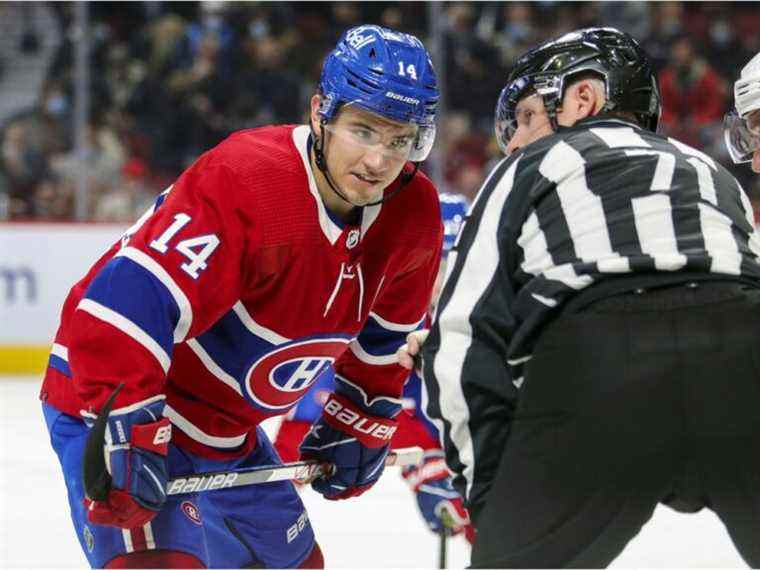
504,94,554,155
322,105,417,205
503,80,603,156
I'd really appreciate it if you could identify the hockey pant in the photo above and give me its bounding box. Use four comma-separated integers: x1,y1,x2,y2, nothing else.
43,403,316,568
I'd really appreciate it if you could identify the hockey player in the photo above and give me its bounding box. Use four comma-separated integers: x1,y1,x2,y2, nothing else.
725,52,760,172
39,25,442,569
410,28,760,567
274,193,474,542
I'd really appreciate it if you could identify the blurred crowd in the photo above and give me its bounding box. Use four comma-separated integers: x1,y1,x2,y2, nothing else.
1,1,760,222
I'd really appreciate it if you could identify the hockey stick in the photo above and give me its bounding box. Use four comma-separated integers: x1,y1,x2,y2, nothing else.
438,530,448,569
83,383,423,499
166,446,423,495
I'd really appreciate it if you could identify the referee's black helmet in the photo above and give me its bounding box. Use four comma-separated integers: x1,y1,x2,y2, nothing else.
495,27,661,153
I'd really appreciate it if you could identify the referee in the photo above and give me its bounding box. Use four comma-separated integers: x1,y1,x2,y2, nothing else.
421,28,760,568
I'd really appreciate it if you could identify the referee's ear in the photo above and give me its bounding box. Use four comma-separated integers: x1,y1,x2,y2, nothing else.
558,79,606,126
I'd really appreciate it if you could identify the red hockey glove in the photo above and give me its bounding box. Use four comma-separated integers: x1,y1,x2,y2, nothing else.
84,398,170,529
300,378,400,500
403,450,475,543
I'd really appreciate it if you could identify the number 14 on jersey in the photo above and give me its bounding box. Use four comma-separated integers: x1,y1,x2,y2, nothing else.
149,213,220,279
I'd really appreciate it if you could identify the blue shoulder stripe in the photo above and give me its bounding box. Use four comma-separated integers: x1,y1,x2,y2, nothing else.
356,315,424,357
83,257,178,358
194,310,278,384
48,354,72,377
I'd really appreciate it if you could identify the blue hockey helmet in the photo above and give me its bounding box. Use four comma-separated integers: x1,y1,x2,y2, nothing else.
318,25,439,162
440,193,468,255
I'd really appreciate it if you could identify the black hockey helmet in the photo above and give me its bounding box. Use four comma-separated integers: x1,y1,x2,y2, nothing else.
495,27,661,153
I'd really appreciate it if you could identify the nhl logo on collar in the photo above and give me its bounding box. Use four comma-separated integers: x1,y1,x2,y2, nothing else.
346,229,361,249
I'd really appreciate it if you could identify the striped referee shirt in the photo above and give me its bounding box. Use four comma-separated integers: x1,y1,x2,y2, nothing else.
422,116,760,513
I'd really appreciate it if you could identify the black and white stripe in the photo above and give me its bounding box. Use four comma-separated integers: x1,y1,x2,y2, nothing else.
423,117,760,508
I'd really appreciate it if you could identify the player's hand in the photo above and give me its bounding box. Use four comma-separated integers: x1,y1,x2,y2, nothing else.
84,398,171,529
396,329,430,371
403,450,475,543
299,377,400,500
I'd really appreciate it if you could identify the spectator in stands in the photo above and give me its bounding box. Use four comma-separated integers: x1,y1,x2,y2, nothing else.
642,1,685,70
445,3,502,125
659,34,726,148
232,34,302,127
4,0,756,221
93,157,153,222
1,121,48,218
481,3,537,67
32,176,72,220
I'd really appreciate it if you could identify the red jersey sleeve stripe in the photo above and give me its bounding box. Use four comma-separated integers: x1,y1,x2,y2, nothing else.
77,299,172,373
186,339,243,396
164,404,247,448
231,302,290,344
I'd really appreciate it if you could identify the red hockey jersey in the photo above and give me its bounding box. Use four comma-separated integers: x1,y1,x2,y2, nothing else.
40,125,443,458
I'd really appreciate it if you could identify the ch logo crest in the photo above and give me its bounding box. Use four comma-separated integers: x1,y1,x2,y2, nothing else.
244,337,351,411
181,501,202,525
83,526,95,552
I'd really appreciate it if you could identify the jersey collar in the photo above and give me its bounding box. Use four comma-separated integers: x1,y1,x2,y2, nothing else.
292,125,382,246
558,115,643,133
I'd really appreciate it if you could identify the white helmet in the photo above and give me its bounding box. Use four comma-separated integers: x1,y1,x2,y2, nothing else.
724,52,760,164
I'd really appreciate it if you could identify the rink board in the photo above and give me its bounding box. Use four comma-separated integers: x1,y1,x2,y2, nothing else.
0,223,126,374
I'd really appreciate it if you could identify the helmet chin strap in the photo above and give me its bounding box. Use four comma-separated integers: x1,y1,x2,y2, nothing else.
310,118,420,208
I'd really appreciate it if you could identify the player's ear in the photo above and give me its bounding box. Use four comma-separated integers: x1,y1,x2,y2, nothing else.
310,94,322,133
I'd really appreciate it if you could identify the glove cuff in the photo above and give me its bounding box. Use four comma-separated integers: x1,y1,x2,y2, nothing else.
131,418,172,456
333,375,402,418
322,393,398,449
403,452,450,490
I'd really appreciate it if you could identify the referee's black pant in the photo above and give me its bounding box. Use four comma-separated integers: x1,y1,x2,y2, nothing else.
471,281,760,568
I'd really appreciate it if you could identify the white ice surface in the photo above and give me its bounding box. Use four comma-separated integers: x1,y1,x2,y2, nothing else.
0,377,747,568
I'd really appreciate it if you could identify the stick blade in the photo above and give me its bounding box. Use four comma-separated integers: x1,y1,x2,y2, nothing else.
82,383,124,501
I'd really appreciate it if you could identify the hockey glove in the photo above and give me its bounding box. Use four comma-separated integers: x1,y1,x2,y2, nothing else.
299,377,400,500
84,397,171,529
403,450,475,543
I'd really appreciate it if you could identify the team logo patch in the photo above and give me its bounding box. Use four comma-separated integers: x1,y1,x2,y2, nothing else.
244,338,351,411
83,526,94,552
181,501,202,525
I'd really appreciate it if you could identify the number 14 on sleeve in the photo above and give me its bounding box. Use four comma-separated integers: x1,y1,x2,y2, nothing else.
149,213,220,279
